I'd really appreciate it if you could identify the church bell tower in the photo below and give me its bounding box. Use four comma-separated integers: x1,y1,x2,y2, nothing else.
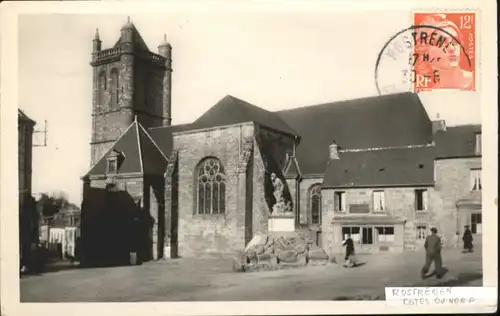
89,17,173,166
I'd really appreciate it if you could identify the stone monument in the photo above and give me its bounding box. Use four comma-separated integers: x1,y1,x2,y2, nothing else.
268,172,294,232
233,172,330,272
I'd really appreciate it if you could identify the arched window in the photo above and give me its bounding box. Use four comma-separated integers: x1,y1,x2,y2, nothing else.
97,72,106,106
310,184,322,225
196,157,226,215
110,69,119,108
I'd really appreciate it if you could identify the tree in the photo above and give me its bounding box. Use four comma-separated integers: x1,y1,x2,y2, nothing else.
36,191,75,217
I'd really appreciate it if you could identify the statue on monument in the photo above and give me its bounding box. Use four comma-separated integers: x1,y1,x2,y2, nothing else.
270,172,292,215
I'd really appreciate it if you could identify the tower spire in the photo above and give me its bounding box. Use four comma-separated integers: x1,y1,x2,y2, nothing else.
92,28,102,52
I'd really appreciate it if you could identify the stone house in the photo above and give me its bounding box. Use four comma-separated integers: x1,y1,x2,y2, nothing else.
80,21,482,264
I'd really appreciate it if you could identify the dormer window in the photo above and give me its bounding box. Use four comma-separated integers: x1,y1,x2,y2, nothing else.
475,133,482,155
106,150,124,174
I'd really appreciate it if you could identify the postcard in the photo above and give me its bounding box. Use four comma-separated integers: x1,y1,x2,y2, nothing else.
0,0,497,315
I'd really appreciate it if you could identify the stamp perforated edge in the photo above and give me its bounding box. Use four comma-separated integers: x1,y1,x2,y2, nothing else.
409,7,480,92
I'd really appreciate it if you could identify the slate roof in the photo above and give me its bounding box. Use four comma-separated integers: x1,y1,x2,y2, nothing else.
276,92,433,175
86,119,168,176
190,95,298,136
322,146,435,188
434,125,481,159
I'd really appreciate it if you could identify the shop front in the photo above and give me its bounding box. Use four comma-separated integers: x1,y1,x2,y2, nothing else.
330,216,406,254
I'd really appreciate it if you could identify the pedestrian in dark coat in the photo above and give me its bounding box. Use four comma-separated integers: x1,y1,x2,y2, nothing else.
462,225,474,252
421,227,444,279
343,235,355,261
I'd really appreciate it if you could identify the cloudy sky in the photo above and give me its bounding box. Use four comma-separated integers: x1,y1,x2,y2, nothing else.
18,10,481,205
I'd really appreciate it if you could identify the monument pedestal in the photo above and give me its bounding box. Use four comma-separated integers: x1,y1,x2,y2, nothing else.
268,214,295,233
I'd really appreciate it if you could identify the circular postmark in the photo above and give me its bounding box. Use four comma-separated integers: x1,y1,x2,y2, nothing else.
375,24,473,94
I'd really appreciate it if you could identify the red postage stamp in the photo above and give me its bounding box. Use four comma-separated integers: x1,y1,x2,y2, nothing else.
412,12,476,92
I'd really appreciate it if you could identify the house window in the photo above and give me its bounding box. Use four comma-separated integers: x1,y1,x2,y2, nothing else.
196,157,226,215
310,185,322,225
341,226,361,243
416,225,427,240
470,169,482,191
471,213,482,234
415,189,428,211
375,226,395,243
372,190,385,212
98,72,106,106
475,133,482,155
110,69,119,108
334,191,346,212
107,158,117,174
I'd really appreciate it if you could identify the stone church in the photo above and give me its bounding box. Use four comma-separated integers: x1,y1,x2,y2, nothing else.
81,21,482,265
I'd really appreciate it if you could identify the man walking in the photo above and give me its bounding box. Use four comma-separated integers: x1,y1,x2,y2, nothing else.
421,227,444,279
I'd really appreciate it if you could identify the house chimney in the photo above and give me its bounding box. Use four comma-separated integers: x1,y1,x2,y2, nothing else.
432,113,447,134
329,140,339,160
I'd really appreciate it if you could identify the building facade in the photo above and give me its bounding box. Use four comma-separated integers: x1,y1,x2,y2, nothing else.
81,22,482,264
18,109,38,266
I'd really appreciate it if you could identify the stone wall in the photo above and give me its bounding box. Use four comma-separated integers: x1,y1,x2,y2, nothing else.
90,59,134,160
434,157,482,248
296,177,324,246
252,139,269,236
299,177,324,225
144,175,166,260
174,124,255,257
285,178,298,225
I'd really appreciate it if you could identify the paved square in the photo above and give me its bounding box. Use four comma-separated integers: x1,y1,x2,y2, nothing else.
21,247,482,302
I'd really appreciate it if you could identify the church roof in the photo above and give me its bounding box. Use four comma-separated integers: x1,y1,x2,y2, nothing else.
189,95,298,136
113,22,150,52
147,123,194,159
434,124,481,159
322,146,435,188
276,92,434,175
86,119,168,177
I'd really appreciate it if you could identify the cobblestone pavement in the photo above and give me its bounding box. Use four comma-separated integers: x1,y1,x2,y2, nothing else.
20,246,482,302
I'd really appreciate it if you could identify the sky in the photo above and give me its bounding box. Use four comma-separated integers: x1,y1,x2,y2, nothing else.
18,12,481,205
